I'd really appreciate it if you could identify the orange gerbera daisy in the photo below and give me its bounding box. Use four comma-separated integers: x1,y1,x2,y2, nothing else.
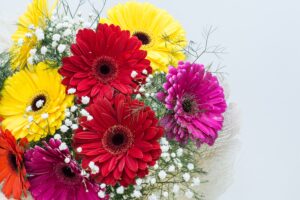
0,128,29,199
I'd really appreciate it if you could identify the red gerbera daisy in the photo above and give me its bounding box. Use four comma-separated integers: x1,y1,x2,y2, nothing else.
73,94,163,186
0,128,29,200
59,23,151,102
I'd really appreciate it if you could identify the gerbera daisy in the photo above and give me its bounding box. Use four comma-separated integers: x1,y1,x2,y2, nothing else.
157,61,227,146
73,94,163,186
10,0,56,70
0,62,73,142
0,128,29,200
101,2,187,72
25,138,107,200
59,23,151,102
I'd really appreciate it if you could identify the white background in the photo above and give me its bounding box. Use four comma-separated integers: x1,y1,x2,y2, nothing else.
1,0,300,199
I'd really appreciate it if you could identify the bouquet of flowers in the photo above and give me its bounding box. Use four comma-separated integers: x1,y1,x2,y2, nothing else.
0,0,239,200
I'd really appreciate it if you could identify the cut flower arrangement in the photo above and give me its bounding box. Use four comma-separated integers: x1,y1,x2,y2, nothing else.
0,0,239,200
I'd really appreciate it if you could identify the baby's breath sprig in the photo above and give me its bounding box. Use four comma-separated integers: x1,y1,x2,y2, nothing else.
0,52,12,92
108,138,207,200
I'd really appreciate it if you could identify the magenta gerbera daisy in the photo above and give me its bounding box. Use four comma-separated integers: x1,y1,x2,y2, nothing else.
59,23,151,102
24,139,108,200
158,61,227,147
73,94,163,187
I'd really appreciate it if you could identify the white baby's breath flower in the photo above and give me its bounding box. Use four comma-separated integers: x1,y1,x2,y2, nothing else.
183,173,191,182
158,170,167,180
136,94,142,99
90,165,99,174
161,145,169,152
148,194,157,200
80,109,90,116
28,116,33,122
176,148,183,157
100,183,106,189
59,142,68,151
26,106,32,112
29,48,37,55
148,74,153,79
41,46,47,55
81,96,90,105
192,177,201,186
185,190,194,199
65,119,72,127
63,29,72,36
139,87,145,93
136,178,143,185
116,186,124,194
142,69,148,75
17,38,24,46
87,115,93,121
52,41,58,48
35,99,44,108
70,105,78,112
67,88,76,94
41,113,49,119
35,28,44,41
56,23,63,29
76,147,82,153
131,70,138,78
71,124,79,130
65,110,71,117
64,157,71,163
52,34,61,41
150,177,156,185
27,57,34,65
132,190,142,198
187,163,194,171
163,191,169,197
172,184,180,193
60,125,69,133
168,165,175,172
57,44,67,53
98,191,106,198
54,134,61,140
145,77,151,83
28,24,35,30
88,161,95,168
25,33,32,38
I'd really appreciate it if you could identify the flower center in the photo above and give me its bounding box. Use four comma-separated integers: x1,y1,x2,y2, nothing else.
8,152,18,171
102,125,134,155
93,56,118,83
182,99,193,113
133,32,151,45
31,94,47,112
62,166,76,178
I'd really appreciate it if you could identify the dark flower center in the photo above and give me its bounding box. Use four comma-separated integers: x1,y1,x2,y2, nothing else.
8,152,18,171
112,133,125,146
62,166,76,178
31,94,47,112
94,57,118,83
99,64,110,75
182,99,193,113
133,32,151,45
102,125,134,155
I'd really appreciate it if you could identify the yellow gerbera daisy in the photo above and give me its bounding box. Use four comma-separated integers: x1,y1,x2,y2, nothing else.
101,2,187,72
10,0,56,70
0,62,73,142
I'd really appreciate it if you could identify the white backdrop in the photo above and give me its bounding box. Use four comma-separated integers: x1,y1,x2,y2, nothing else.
1,0,300,200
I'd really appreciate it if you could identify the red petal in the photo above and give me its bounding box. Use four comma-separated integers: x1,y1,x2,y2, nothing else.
125,156,138,172
128,147,143,159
